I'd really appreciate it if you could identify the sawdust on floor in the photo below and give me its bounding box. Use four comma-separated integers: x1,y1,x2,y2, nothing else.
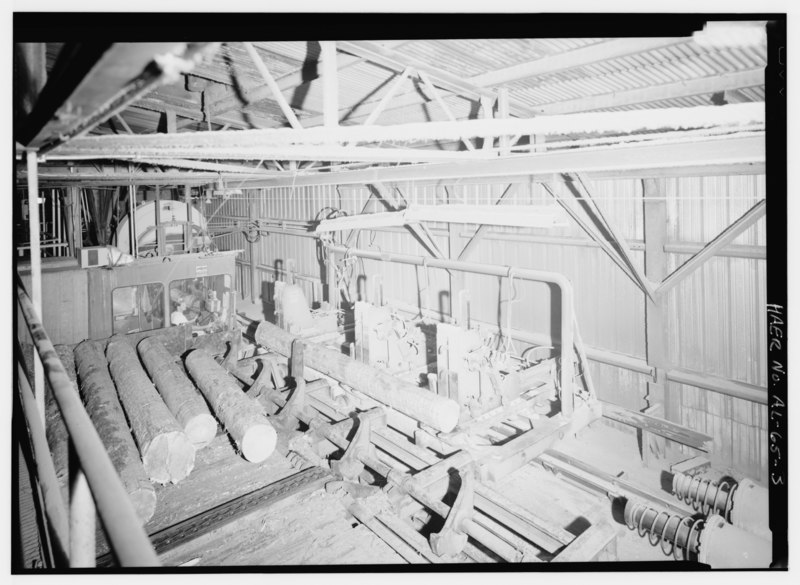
159,485,405,566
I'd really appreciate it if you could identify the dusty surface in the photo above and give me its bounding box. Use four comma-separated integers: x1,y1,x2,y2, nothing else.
34,340,687,566
159,486,405,566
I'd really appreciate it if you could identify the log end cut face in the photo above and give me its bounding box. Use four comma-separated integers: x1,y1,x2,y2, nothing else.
241,423,278,463
184,413,218,449
142,431,196,485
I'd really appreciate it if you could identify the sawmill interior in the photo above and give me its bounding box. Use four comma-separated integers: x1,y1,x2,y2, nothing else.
11,13,786,571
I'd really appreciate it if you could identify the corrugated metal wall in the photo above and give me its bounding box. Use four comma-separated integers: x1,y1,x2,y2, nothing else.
209,173,767,482
662,175,767,481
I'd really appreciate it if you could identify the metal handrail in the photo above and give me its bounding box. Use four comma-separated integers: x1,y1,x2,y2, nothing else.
16,361,70,561
16,277,159,567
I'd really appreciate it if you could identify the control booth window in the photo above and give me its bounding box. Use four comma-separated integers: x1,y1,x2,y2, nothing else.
111,283,165,335
169,274,232,333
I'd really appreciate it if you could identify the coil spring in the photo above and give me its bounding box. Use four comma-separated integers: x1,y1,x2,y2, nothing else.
672,472,737,520
625,501,705,561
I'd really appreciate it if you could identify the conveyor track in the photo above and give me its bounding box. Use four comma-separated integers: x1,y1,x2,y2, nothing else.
96,466,330,567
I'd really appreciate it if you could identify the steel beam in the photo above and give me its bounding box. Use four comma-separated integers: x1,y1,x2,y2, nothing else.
458,184,515,261
49,103,763,156
642,178,671,463
657,199,766,295
18,43,217,152
338,40,497,102
417,70,475,152
362,67,414,126
256,134,764,189
242,42,303,130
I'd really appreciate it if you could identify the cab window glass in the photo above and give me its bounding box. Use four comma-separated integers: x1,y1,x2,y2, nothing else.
169,274,232,332
111,283,165,335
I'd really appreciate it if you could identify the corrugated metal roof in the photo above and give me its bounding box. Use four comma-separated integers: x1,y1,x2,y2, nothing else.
508,39,766,110
40,28,767,136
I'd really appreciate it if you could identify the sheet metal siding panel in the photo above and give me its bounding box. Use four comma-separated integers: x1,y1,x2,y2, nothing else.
18,268,89,345
662,174,766,481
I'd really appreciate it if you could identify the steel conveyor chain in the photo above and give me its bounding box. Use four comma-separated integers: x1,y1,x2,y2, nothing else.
96,466,330,567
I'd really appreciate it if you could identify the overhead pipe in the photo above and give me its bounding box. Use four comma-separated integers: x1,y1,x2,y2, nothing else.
325,244,575,416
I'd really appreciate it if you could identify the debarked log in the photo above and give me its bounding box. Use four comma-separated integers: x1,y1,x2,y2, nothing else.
254,320,460,433
184,349,277,462
106,339,195,484
137,337,217,449
73,341,157,522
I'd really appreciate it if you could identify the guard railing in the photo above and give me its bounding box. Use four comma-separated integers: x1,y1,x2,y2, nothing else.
15,276,159,567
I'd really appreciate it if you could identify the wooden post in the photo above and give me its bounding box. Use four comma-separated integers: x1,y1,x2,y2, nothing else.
137,337,217,448
154,185,164,257
184,349,277,462
107,340,196,484
320,42,339,129
65,186,81,258
642,178,670,465
128,182,137,256
480,95,495,150
74,341,157,522
498,88,511,156
184,185,191,253
248,194,258,302
447,187,465,320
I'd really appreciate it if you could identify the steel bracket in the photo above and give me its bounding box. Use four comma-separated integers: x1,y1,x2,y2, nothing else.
331,407,386,482
221,329,243,369
429,463,476,557
275,339,307,423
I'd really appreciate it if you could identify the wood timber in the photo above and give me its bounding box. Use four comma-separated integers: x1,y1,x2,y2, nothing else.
73,340,156,522
184,349,277,463
106,339,196,484
254,320,460,433
601,403,713,452
137,337,217,449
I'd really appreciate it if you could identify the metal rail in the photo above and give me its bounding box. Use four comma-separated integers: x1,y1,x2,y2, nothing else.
16,277,159,567
326,244,575,415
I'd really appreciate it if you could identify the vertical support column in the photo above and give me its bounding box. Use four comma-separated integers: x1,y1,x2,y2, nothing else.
127,182,137,256
184,185,191,253
248,194,258,303
154,185,164,256
497,88,511,156
642,178,670,465
69,442,96,567
68,187,82,258
326,248,338,311
447,187,465,322
26,150,45,424
320,41,339,129
479,96,495,150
